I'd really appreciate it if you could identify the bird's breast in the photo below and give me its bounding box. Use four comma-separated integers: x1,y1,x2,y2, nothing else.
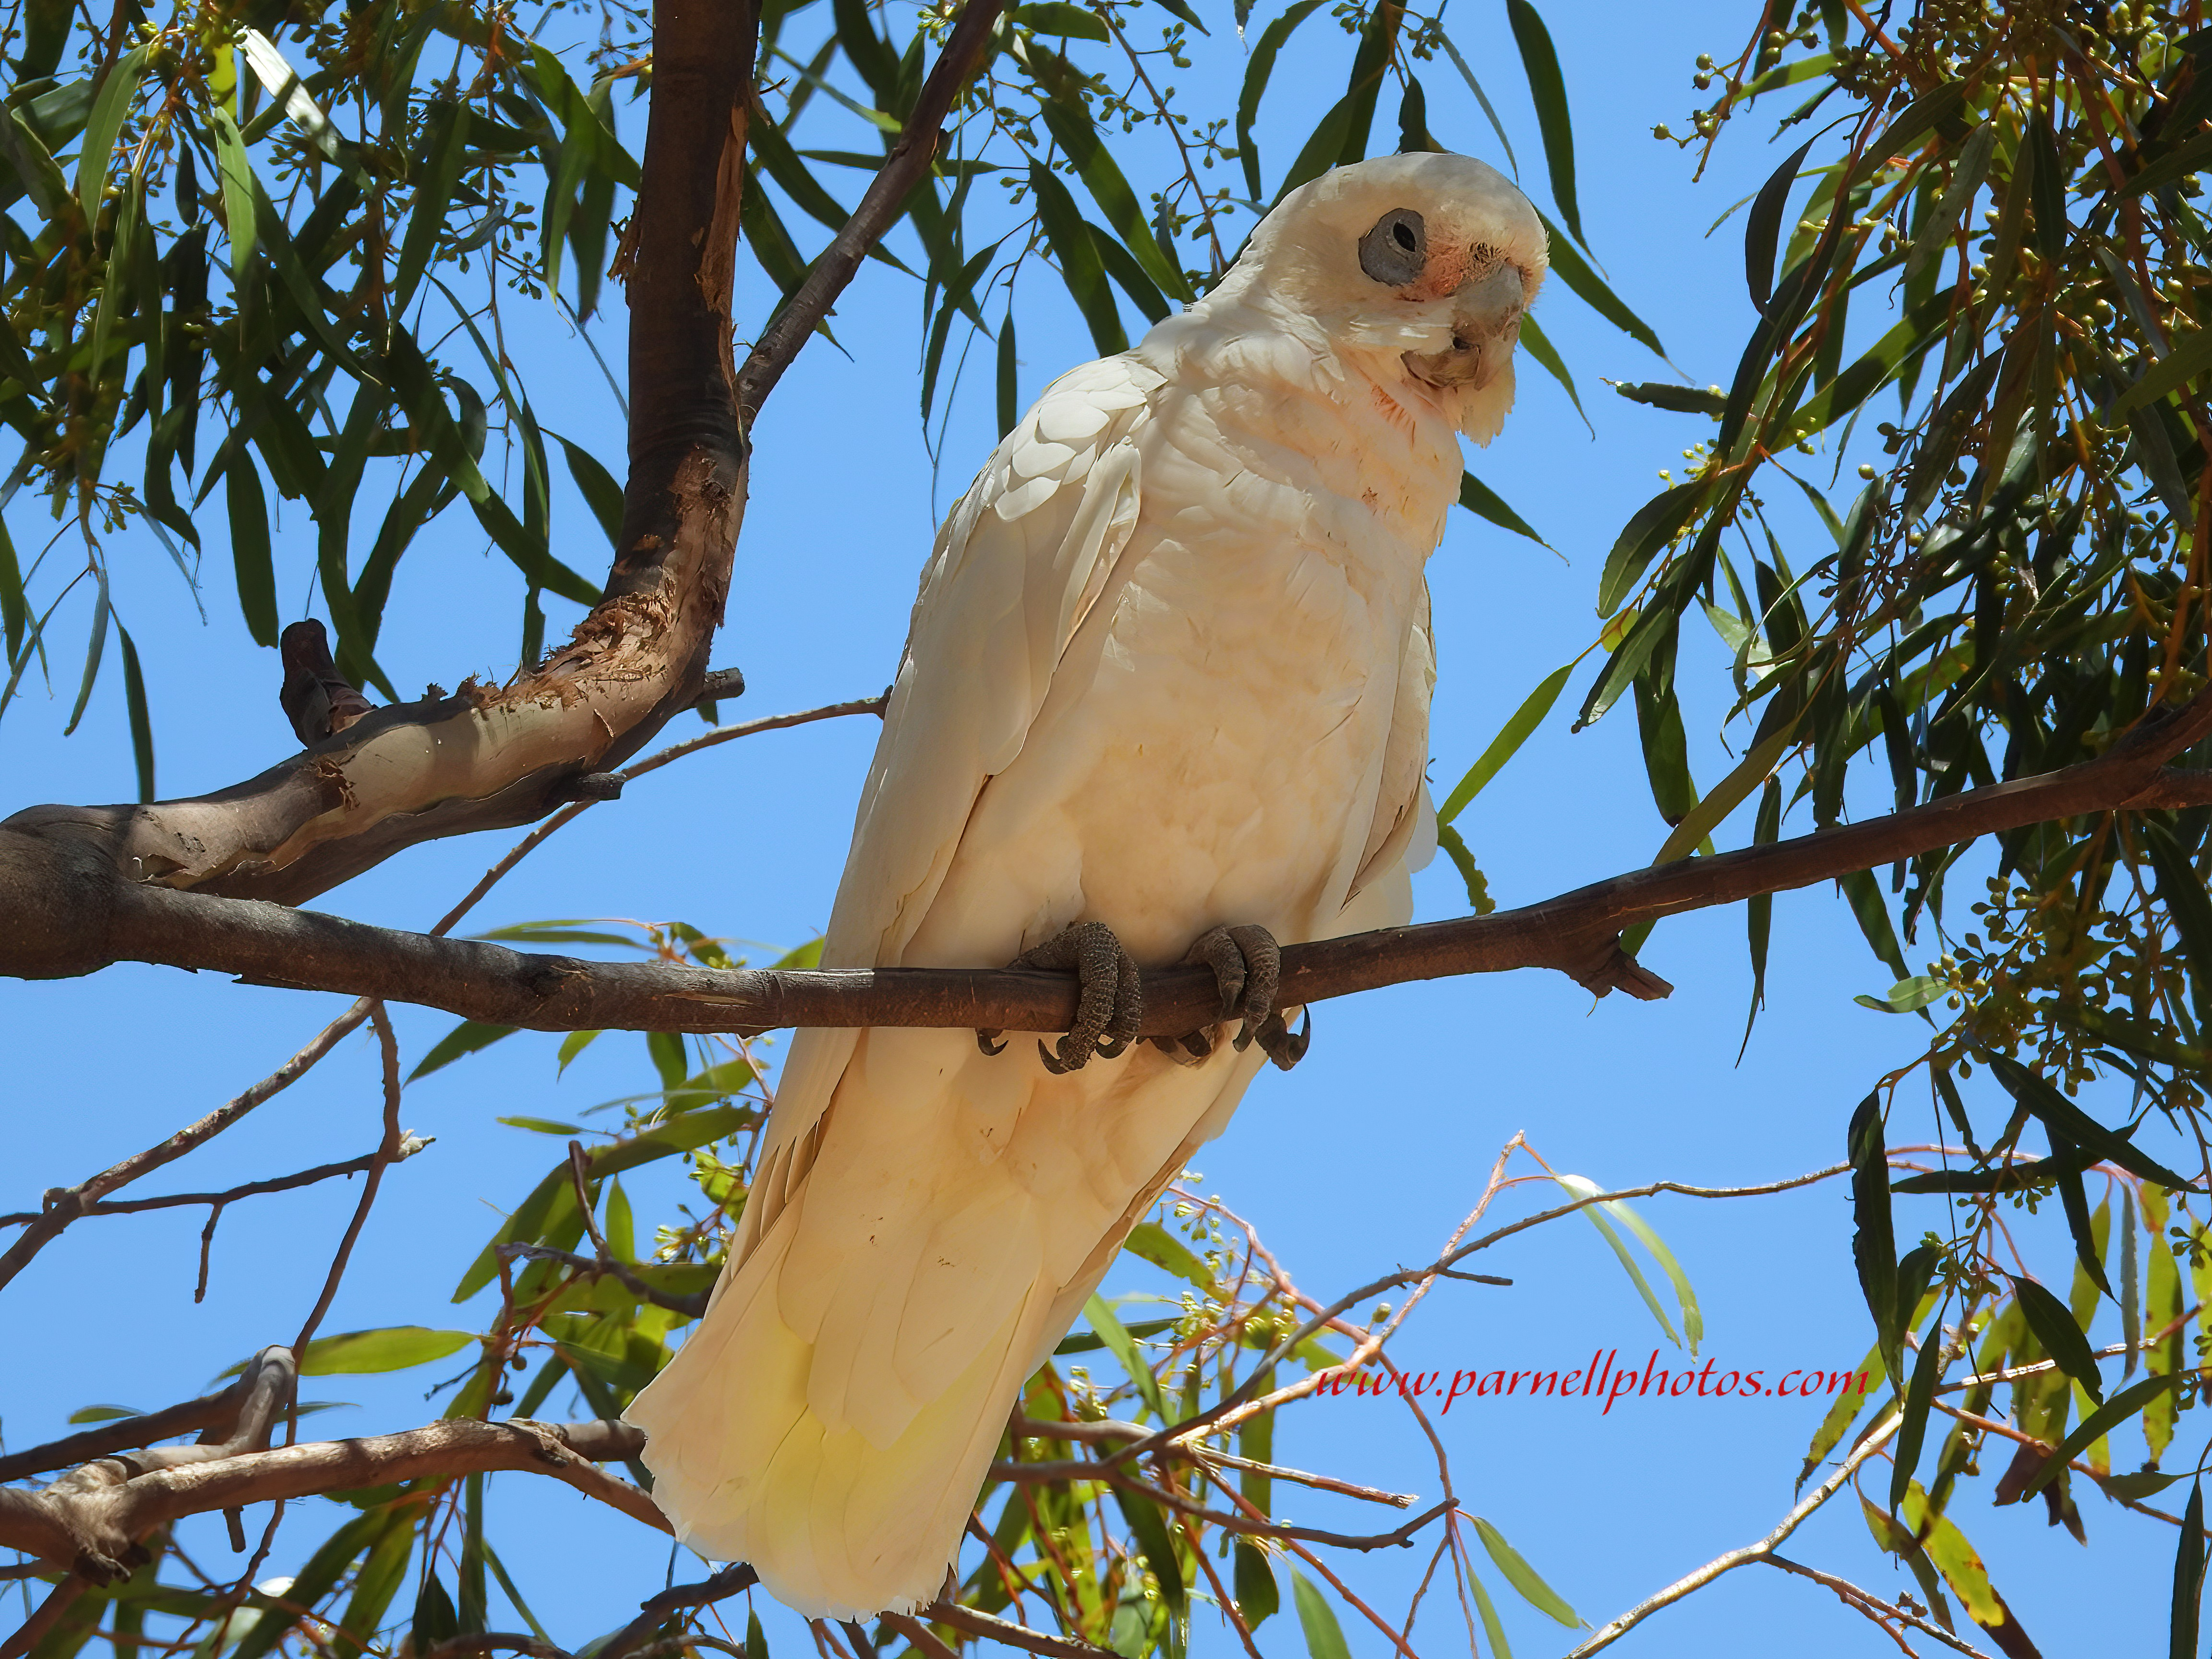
902,379,1447,970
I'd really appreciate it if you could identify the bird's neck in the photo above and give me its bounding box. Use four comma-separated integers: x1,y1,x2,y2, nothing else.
1139,300,1467,552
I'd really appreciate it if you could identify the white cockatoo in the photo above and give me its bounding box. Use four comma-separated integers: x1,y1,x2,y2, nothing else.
625,150,1547,1617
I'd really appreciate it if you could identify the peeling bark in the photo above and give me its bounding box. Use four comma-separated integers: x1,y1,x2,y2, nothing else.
0,0,757,914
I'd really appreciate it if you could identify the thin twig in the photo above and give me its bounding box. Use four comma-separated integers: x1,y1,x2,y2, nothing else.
0,999,374,1291
493,1243,708,1319
0,1143,431,1228
1564,1410,1906,1655
1005,1416,1415,1506
0,1575,86,1659
919,1601,1117,1659
292,1005,407,1357
736,0,1008,417
1762,1555,1992,1659
1138,1160,1849,1458
596,1564,759,1659
430,696,886,939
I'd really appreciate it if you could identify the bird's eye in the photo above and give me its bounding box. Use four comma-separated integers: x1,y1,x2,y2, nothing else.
1358,208,1426,286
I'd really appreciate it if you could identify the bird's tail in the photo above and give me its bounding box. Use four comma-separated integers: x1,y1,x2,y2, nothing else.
626,1214,1052,1617
625,1026,1254,1617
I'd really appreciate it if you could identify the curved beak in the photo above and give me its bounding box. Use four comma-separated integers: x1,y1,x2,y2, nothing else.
1402,260,1526,391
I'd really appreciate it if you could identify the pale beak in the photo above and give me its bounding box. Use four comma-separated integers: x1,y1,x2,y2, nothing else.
1402,261,1526,391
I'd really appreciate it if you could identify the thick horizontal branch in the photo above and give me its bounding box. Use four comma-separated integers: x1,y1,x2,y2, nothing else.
1,1416,658,1582
28,695,2212,1034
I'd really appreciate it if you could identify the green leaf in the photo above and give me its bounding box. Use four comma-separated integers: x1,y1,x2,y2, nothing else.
1743,139,1815,313
454,1105,752,1300
1504,0,1582,245
1854,975,1946,1014
1438,663,1572,823
1110,1486,1185,1613
1613,381,1725,416
1515,310,1585,425
2176,1481,2206,1659
1232,1541,1277,1628
1538,209,1662,356
1013,3,1110,40
1290,1573,1353,1659
553,435,624,551
2108,326,2212,419
1838,868,1909,982
1587,1187,1701,1350
409,1020,519,1082
2013,1275,2103,1406
238,28,339,161
1122,1221,1212,1289
2123,122,2212,197
2023,1371,2188,1499
299,1327,476,1376
1457,470,1549,547
1797,1338,1884,1489
1907,123,1996,280
1082,1294,1168,1423
1435,31,1518,176
1597,480,1707,616
1557,1176,1679,1346
116,624,154,802
1985,1054,2192,1190
74,45,146,217
64,1405,143,1424
1029,162,1125,356
1040,97,1191,302
1887,1316,1944,1513
1235,0,1326,200
497,1117,584,1136
996,306,1019,438
1276,95,1357,201
556,1029,602,1074
1472,1516,1579,1626
1575,605,1671,729
1848,1092,1899,1367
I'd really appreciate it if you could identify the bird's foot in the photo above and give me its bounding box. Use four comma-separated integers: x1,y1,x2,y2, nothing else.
999,920,1143,1073
1148,924,1311,1071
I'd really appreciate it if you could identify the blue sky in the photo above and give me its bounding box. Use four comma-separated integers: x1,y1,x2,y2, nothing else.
3,3,2187,1656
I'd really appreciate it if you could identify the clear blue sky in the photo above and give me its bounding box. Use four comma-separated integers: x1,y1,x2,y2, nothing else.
4,3,2179,1655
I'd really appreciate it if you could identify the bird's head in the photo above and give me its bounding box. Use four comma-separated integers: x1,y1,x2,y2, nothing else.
1214,151,1548,445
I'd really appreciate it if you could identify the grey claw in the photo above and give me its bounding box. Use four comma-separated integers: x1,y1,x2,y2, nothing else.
1256,1008,1311,1071
1095,1034,1129,1059
1038,1039,1072,1076
976,1030,1007,1057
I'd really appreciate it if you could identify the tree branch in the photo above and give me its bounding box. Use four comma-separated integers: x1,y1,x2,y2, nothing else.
595,1563,760,1659
1564,1409,1906,1655
735,0,1007,421
0,1412,660,1584
0,1140,430,1231
0,1000,373,1292
19,693,2212,1036
0,1,768,929
917,1602,1117,1659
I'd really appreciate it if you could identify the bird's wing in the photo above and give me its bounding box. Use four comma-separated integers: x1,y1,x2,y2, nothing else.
733,352,1160,1262
1337,577,1439,932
